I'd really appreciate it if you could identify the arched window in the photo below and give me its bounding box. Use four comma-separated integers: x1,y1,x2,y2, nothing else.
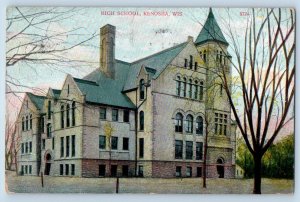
175,113,183,132
140,79,145,100
189,55,193,69
203,50,207,63
199,81,204,101
183,78,187,97
194,62,198,71
66,104,70,127
196,116,204,135
72,101,76,126
194,81,198,100
29,114,32,130
176,76,181,96
61,105,64,128
47,123,52,138
188,79,192,98
22,117,25,131
26,115,29,131
186,115,193,133
220,84,223,96
139,111,144,131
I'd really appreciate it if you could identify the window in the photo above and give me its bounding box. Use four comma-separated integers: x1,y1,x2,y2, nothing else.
40,116,44,133
111,136,118,150
60,164,63,175
67,84,70,95
199,81,204,101
61,105,64,128
123,137,129,150
72,101,76,126
215,113,228,135
71,135,75,157
100,108,106,120
25,142,28,153
47,123,51,138
99,135,106,149
122,165,129,177
22,117,25,131
48,100,51,119
26,115,28,130
184,58,188,68
186,141,193,160
139,138,144,158
189,55,193,69
60,137,64,157
176,166,182,177
66,136,70,157
29,141,32,153
21,143,24,154
220,84,223,96
196,142,203,160
25,165,28,174
52,137,55,150
188,79,192,98
197,167,202,177
99,165,106,176
140,79,145,100
139,111,144,131
66,104,70,127
65,164,69,175
112,109,118,121
203,50,207,62
138,165,144,177
196,116,204,135
21,165,24,174
111,165,117,177
175,140,183,159
175,113,183,132
183,78,187,97
29,114,32,129
29,165,32,174
123,110,130,122
186,115,193,133
186,166,192,177
176,76,181,96
42,139,45,150
194,81,198,99
194,62,198,71
71,164,75,175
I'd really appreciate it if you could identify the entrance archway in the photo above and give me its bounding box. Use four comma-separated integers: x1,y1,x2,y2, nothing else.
44,153,52,175
216,158,224,178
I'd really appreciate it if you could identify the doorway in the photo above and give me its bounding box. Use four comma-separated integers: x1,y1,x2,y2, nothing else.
44,153,52,175
216,158,224,178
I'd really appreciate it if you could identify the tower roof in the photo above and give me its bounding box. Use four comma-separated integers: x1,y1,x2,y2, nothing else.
195,8,228,46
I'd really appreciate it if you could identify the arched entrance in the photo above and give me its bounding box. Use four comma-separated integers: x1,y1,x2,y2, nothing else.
44,153,52,175
216,158,224,178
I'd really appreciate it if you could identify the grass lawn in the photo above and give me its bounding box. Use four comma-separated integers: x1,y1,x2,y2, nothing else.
5,170,293,194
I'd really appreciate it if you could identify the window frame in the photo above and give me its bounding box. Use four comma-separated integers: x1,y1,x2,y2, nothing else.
112,109,119,122
111,136,118,150
100,107,107,120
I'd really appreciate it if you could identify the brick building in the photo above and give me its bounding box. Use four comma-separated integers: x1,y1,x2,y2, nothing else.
17,8,237,178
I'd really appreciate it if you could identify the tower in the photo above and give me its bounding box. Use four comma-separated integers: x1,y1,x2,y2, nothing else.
100,24,116,79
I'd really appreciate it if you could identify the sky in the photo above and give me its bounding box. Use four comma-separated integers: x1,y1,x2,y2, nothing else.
5,7,295,137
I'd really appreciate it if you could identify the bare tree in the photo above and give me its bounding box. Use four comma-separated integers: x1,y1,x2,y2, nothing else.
219,8,295,194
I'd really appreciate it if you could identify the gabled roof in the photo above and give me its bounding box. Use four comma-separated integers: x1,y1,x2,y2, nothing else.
27,92,46,110
195,8,228,46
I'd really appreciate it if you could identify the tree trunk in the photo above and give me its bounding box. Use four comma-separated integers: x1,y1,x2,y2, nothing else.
253,154,262,194
202,130,208,188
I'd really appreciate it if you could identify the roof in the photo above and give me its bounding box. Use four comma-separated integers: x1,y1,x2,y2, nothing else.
27,92,46,110
195,8,228,46
79,61,135,109
52,89,61,98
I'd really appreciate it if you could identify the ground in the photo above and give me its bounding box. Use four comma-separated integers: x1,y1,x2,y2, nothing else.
5,171,293,194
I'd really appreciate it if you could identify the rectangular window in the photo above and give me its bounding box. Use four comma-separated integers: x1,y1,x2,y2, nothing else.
25,142,28,153
194,62,198,71
196,142,203,160
123,137,129,150
99,165,106,176
111,165,117,177
122,165,129,177
21,143,24,154
40,116,45,133
29,165,32,174
176,166,182,177
99,135,106,149
111,136,118,150
189,55,193,69
123,110,130,122
139,138,144,158
65,164,69,175
186,166,192,177
71,164,75,176
71,135,75,157
60,137,64,157
60,164,63,175
29,141,32,153
25,165,28,174
52,137,55,150
184,58,188,68
175,140,183,159
100,108,106,120
215,113,228,135
138,165,144,177
197,167,202,177
112,109,118,121
186,141,193,160
48,101,51,119
21,165,24,174
66,136,70,157
41,140,45,150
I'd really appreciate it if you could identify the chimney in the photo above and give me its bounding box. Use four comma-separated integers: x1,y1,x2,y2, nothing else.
100,24,116,79
187,36,194,42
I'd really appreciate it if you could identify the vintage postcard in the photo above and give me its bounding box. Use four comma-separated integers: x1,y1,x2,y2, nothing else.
5,7,295,194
